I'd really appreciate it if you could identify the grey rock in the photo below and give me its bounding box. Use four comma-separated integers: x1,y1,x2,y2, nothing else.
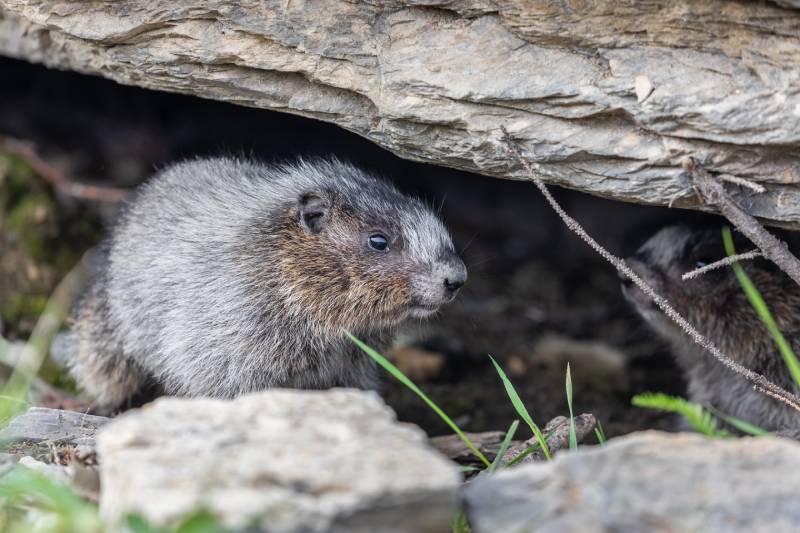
18,456,70,485
0,407,110,447
464,431,800,533
13,456,99,500
1,1,799,226
97,389,461,532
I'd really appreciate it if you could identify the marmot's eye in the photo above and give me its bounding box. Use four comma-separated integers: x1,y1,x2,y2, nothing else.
695,260,708,269
368,233,390,252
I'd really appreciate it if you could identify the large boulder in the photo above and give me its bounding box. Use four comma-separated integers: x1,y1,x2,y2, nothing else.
97,389,461,532
464,431,800,533
1,1,799,227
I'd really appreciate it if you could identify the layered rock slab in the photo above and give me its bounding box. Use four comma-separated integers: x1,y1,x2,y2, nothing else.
1,1,799,226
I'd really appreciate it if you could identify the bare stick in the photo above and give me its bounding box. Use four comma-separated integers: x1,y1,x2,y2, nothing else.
685,158,800,287
0,136,129,203
755,385,800,414
500,127,800,413
681,250,762,281
718,174,766,194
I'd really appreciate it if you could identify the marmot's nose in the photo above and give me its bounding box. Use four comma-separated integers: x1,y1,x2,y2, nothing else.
444,277,465,292
443,260,467,295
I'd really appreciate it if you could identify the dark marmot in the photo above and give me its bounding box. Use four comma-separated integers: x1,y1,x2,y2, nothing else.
65,158,467,411
622,225,800,431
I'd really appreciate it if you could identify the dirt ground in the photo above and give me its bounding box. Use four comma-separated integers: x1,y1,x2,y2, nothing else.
0,57,703,438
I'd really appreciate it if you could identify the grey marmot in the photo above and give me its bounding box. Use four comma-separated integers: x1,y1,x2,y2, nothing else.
622,225,800,431
64,157,467,412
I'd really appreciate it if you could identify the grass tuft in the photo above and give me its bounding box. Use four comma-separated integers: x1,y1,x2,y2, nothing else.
488,420,518,473
488,355,551,460
594,420,607,445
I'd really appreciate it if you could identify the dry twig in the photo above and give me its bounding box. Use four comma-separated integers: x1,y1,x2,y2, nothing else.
718,174,766,194
0,135,129,203
685,158,800,287
500,127,800,413
755,385,800,414
681,250,762,281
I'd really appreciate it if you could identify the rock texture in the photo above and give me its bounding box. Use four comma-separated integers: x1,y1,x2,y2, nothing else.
97,389,461,532
0,406,109,448
1,1,800,226
464,431,800,533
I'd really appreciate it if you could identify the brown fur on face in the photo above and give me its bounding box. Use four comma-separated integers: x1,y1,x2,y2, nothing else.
276,197,414,333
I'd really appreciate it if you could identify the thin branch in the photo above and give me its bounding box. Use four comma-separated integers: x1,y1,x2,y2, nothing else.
718,174,766,194
499,127,800,413
755,385,800,414
681,250,762,281
685,158,800,287
0,136,129,203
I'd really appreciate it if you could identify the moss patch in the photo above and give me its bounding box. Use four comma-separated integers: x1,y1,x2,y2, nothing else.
0,152,103,338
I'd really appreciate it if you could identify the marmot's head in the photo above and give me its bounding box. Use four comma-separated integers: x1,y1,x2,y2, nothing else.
271,160,466,333
621,225,793,343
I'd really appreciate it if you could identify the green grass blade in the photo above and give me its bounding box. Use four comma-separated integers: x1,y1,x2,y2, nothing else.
632,393,730,438
504,429,556,466
488,420,519,473
708,407,770,437
565,363,577,450
174,510,227,533
345,331,490,467
452,509,471,533
488,355,551,460
126,515,166,533
722,226,800,389
594,420,607,445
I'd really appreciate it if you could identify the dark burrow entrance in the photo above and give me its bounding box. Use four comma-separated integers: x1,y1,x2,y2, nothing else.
2,57,727,438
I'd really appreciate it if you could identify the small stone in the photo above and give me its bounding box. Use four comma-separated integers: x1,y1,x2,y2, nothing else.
505,355,528,377
18,456,69,485
98,389,461,532
529,335,628,393
387,346,446,382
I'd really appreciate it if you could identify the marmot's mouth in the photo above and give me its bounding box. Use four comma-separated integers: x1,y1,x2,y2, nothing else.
408,303,440,318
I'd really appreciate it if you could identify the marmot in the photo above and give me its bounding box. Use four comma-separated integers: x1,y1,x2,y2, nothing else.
65,158,467,411
622,225,800,431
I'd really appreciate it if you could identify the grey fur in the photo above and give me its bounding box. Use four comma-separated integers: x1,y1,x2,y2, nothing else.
66,157,466,411
623,225,800,431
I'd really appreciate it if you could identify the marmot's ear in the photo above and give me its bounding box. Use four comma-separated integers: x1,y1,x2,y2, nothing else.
298,192,329,234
